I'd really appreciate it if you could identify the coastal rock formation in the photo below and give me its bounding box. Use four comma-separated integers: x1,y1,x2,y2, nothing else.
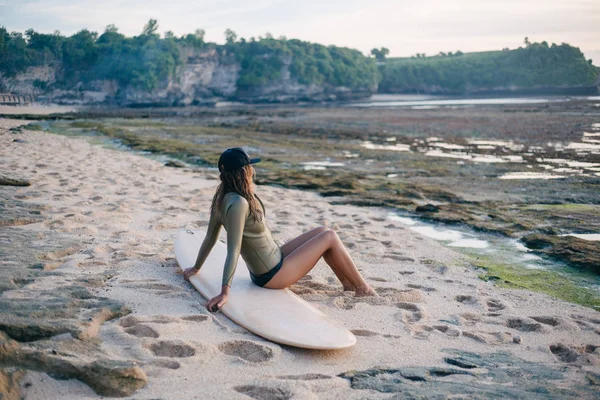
0,66,56,98
0,332,147,397
521,234,600,274
0,170,147,397
2,47,374,106
340,350,599,398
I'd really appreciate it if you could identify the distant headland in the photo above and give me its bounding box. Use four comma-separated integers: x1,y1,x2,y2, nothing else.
1,20,598,106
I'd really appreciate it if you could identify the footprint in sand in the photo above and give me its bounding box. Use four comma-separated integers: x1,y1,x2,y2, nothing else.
376,287,425,303
529,316,580,332
351,329,380,337
148,359,181,370
406,284,436,292
398,270,415,275
408,324,434,339
148,341,196,358
118,315,181,328
463,331,516,345
277,373,332,380
485,298,506,312
124,324,160,338
181,315,210,323
332,297,356,310
368,277,388,282
118,315,141,328
569,314,600,332
505,317,548,333
454,295,478,305
396,302,425,322
234,385,292,400
218,340,275,363
550,343,580,363
432,325,462,337
549,343,599,365
387,255,416,262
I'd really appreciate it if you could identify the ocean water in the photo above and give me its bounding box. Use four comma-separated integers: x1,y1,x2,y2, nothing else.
350,94,597,108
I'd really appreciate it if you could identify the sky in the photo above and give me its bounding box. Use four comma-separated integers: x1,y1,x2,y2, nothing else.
2,0,599,64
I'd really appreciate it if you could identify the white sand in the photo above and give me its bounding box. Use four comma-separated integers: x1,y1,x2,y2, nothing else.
0,104,77,115
1,119,599,399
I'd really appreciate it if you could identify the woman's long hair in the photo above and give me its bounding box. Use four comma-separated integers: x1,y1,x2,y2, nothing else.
210,165,263,222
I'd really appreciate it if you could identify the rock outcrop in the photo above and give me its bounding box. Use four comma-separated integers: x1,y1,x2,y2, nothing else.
521,234,600,274
1,47,373,106
0,182,147,398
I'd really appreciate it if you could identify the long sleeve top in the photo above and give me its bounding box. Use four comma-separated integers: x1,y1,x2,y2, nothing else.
193,192,282,286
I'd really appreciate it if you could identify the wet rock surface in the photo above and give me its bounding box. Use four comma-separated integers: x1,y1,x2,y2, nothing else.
340,350,598,399
522,234,600,274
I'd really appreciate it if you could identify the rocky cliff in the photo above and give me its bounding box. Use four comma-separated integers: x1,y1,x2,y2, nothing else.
1,47,374,106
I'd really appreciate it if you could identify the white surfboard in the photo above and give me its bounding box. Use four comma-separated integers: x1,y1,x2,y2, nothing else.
175,229,356,350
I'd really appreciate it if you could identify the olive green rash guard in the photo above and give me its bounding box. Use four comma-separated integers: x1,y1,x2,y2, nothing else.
192,192,282,287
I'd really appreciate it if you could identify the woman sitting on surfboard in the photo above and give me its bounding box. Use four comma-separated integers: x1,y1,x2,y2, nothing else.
183,148,377,312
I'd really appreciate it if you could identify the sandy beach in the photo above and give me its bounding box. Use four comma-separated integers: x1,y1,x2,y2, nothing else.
1,118,599,399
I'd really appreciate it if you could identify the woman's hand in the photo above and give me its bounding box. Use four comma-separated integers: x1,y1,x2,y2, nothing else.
183,267,199,282
206,293,229,312
206,286,231,312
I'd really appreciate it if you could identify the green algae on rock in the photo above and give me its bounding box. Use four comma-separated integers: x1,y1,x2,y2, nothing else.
473,256,600,309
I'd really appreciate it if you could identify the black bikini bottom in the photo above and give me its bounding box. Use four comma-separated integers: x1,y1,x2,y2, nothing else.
250,257,284,287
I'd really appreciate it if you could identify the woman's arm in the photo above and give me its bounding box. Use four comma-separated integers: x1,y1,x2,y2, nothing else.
204,196,248,312
192,211,222,271
221,196,249,287
184,211,222,282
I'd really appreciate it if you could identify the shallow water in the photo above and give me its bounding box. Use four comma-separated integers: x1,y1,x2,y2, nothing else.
560,233,600,241
359,122,600,179
349,95,583,108
388,211,600,294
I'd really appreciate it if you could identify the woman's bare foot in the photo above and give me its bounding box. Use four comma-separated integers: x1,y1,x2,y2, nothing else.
341,280,355,292
354,284,378,297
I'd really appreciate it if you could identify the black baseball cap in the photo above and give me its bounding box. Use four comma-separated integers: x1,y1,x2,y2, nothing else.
218,147,261,172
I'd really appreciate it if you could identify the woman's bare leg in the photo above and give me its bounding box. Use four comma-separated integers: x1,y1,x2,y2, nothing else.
280,226,328,257
280,226,353,290
265,230,377,296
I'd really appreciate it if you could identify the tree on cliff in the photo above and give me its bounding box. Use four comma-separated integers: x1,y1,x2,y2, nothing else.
142,19,159,37
370,47,389,61
225,29,238,44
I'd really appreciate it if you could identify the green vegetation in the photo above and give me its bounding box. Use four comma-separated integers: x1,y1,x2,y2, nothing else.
225,32,379,91
1,24,596,98
370,47,389,61
0,21,181,91
0,22,378,95
474,257,600,309
380,41,598,94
